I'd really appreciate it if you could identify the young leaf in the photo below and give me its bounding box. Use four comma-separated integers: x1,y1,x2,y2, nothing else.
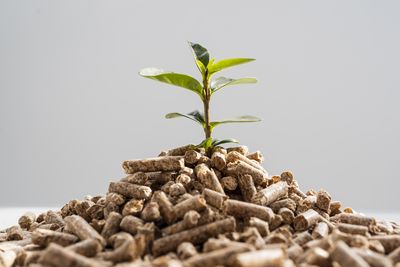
165,110,205,126
187,110,205,125
212,138,239,146
188,42,210,74
207,58,215,67
195,59,206,74
210,115,261,129
208,58,255,74
210,77,257,93
139,68,203,97
198,137,213,150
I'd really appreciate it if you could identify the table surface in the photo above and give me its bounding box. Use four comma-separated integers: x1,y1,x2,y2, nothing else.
1,207,400,230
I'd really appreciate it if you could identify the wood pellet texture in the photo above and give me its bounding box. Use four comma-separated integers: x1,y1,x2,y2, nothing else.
1,144,399,267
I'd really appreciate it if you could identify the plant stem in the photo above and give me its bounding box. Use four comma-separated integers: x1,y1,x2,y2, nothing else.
203,99,211,138
202,71,211,139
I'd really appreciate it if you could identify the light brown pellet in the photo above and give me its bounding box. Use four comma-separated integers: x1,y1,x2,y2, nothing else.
123,156,184,174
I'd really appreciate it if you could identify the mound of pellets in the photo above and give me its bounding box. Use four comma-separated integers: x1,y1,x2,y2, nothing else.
1,144,400,267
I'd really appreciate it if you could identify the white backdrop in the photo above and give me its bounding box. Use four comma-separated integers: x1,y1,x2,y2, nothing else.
0,1,399,210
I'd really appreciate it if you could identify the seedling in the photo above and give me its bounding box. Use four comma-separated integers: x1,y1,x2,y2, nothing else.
139,41,261,153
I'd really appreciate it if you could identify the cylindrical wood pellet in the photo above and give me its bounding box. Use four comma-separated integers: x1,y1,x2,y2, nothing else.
108,182,152,200
233,247,286,267
293,209,321,231
64,215,106,247
224,199,274,223
237,174,257,202
152,217,236,256
122,156,184,173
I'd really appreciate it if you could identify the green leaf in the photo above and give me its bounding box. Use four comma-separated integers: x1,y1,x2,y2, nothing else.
139,68,203,97
210,115,261,129
210,77,257,93
212,138,239,146
207,58,215,67
198,137,213,150
188,41,209,74
165,110,205,126
208,58,255,74
187,110,205,125
195,59,206,75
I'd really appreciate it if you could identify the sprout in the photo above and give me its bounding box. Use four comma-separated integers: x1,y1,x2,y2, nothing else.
139,41,261,154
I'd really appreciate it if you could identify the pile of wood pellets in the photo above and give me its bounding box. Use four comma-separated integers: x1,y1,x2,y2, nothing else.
1,144,400,267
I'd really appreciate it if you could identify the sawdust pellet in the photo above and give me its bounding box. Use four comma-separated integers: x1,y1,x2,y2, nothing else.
202,188,227,210
248,217,270,237
125,172,148,185
161,211,200,236
152,217,235,256
106,193,126,206
177,242,197,260
298,247,330,266
353,248,393,267
279,208,295,225
31,229,78,247
175,174,191,188
226,151,267,174
337,223,369,236
173,195,207,221
246,151,263,163
270,198,297,213
389,246,400,263
109,182,152,200
254,181,288,206
184,150,201,165
220,176,238,191
337,213,376,226
226,161,268,186
86,204,104,220
122,199,144,216
316,189,331,212
165,144,195,156
101,212,122,242
211,151,226,171
169,183,186,197
18,212,36,230
64,215,106,247
237,174,257,202
233,247,286,267
369,235,400,254
141,202,161,222
123,156,184,173
183,244,251,267
280,171,294,185
227,145,249,155
194,164,224,194
39,243,106,267
44,210,65,228
312,222,329,239
329,240,369,267
120,215,143,235
154,191,176,224
6,226,23,241
67,239,102,257
293,209,321,231
224,199,274,223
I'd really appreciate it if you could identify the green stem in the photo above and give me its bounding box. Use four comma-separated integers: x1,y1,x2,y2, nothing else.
203,71,211,140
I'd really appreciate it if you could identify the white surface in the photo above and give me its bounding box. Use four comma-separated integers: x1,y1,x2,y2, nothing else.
0,207,399,230
0,207,58,230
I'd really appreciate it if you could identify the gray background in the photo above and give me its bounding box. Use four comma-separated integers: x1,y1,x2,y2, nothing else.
1,1,399,211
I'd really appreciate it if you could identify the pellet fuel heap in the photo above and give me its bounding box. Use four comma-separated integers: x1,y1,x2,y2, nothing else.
1,145,400,267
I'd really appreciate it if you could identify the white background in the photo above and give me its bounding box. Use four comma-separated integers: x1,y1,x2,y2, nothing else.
0,1,399,211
